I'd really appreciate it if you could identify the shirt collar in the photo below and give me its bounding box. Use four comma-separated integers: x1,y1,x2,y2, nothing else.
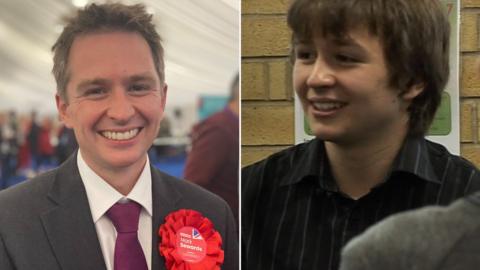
390,136,440,184
280,138,325,187
280,136,440,188
77,150,153,223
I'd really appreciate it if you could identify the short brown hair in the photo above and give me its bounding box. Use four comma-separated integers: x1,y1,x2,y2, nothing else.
288,0,450,137
52,2,164,101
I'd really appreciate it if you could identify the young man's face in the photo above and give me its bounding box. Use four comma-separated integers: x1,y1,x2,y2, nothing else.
56,31,167,174
293,27,421,145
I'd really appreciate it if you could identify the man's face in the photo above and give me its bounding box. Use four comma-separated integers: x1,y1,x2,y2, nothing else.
293,28,421,145
57,31,167,174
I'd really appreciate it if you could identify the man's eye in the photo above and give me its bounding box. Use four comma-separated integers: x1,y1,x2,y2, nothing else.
335,54,358,64
295,50,314,61
130,84,150,92
84,88,106,96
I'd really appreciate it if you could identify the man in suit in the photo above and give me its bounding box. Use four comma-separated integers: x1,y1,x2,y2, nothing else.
184,74,239,223
0,3,237,270
340,191,480,270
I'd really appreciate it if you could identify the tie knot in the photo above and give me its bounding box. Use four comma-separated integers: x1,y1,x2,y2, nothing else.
106,201,142,233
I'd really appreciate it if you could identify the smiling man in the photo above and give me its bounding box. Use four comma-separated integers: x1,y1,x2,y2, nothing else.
242,0,480,269
0,3,237,270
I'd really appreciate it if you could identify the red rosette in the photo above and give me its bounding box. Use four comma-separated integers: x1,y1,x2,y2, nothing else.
159,209,224,270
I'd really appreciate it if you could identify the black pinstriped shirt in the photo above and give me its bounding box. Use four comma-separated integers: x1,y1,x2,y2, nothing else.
242,137,480,270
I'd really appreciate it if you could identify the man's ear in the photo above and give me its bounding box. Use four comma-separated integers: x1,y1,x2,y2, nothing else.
160,83,168,113
401,82,425,102
55,94,73,128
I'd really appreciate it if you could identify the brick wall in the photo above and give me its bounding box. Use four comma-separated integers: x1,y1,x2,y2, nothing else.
241,0,293,166
241,0,480,167
460,0,480,165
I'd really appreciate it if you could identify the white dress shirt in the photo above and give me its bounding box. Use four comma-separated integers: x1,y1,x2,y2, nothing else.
77,151,153,270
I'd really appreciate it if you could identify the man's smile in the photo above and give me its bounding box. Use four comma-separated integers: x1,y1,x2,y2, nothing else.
100,128,141,141
311,101,346,111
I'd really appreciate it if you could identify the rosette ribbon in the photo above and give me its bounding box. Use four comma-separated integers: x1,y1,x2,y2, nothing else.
159,209,224,270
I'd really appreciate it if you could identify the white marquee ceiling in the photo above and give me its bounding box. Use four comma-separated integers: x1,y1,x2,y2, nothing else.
0,0,239,114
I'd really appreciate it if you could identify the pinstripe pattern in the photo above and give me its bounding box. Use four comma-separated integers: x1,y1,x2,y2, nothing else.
242,137,480,270
297,193,313,269
269,185,293,270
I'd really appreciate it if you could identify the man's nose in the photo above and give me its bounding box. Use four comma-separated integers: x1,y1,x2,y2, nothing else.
107,88,135,122
306,58,336,89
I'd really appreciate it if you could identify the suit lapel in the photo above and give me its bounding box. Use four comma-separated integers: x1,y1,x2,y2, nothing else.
150,167,182,270
41,155,106,270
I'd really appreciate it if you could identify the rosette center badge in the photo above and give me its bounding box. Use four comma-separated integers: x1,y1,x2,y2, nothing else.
176,226,207,263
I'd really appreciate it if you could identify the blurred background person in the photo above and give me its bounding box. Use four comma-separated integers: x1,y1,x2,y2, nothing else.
0,111,19,189
184,73,239,223
37,116,54,170
16,114,33,172
27,110,40,172
55,124,78,164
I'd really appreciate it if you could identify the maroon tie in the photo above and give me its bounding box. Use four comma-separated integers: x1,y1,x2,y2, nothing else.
106,201,148,270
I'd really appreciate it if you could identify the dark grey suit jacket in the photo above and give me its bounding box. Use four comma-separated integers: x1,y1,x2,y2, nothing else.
0,154,238,270
340,192,480,270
